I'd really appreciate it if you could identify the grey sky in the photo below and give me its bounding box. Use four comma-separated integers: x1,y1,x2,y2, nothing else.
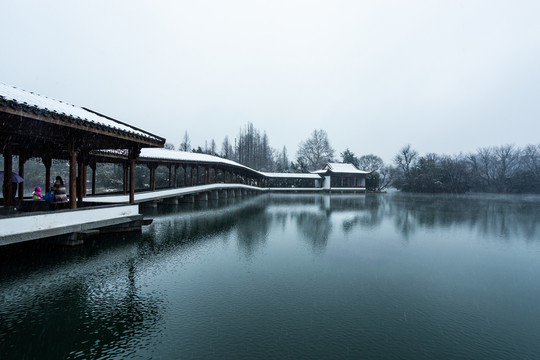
2,0,539,163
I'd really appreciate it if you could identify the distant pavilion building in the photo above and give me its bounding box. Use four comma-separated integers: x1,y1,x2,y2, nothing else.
312,163,370,190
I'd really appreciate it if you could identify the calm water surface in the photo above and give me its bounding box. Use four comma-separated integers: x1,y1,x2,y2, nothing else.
1,193,540,359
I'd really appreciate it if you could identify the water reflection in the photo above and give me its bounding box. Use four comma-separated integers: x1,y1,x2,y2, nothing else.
386,193,540,242
0,235,165,360
1,193,540,359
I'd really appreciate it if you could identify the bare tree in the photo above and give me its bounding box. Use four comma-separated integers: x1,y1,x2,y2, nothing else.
221,136,233,159
377,165,395,190
471,147,496,187
521,144,540,182
179,131,191,152
297,129,335,171
164,143,175,150
393,144,418,179
358,154,384,172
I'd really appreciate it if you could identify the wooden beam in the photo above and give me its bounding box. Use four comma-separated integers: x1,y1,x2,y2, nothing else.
1,106,163,147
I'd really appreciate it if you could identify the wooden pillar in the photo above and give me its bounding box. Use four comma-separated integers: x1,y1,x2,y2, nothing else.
148,163,157,191
69,145,77,209
152,165,156,191
168,165,172,188
3,150,13,207
129,148,139,204
174,164,179,188
215,168,219,183
148,164,153,191
83,162,88,196
183,164,187,187
196,166,199,185
204,167,209,185
190,166,194,186
77,156,84,203
341,176,344,187
18,155,26,200
90,163,96,195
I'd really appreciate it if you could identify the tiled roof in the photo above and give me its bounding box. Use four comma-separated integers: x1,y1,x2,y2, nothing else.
325,163,371,174
0,83,164,144
96,148,321,179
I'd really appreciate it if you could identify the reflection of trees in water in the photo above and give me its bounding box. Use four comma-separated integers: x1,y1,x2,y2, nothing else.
235,209,271,259
0,196,271,359
388,193,540,242
0,248,164,360
295,212,332,253
139,197,267,253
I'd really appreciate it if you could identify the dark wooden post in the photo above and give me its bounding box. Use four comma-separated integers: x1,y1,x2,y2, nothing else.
69,144,77,209
204,167,209,185
183,164,187,187
83,162,88,196
148,164,153,191
18,155,27,200
174,164,179,188
168,164,172,188
3,150,13,207
77,156,84,203
215,168,219,183
190,166,194,186
152,164,156,191
129,148,139,204
130,158,135,204
90,163,96,195
41,156,52,193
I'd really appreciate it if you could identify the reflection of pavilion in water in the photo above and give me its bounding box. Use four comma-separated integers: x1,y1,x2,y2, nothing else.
266,194,385,252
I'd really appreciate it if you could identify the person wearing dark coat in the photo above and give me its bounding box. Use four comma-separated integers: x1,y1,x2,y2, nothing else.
52,176,68,203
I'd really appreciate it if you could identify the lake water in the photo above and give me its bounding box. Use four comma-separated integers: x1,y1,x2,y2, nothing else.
1,193,540,359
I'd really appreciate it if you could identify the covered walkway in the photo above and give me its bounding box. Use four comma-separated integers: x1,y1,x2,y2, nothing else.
0,83,165,209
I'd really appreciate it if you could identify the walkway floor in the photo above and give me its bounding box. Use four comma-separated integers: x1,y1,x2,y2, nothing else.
82,183,267,204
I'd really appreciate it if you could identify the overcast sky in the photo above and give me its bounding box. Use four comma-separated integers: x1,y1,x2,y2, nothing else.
2,0,539,163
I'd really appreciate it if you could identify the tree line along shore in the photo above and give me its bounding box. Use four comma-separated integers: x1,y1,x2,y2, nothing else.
2,122,539,195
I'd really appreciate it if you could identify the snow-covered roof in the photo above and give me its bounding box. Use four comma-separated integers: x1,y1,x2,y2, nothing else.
0,83,164,144
261,172,321,179
140,148,259,173
96,148,321,179
323,163,371,174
